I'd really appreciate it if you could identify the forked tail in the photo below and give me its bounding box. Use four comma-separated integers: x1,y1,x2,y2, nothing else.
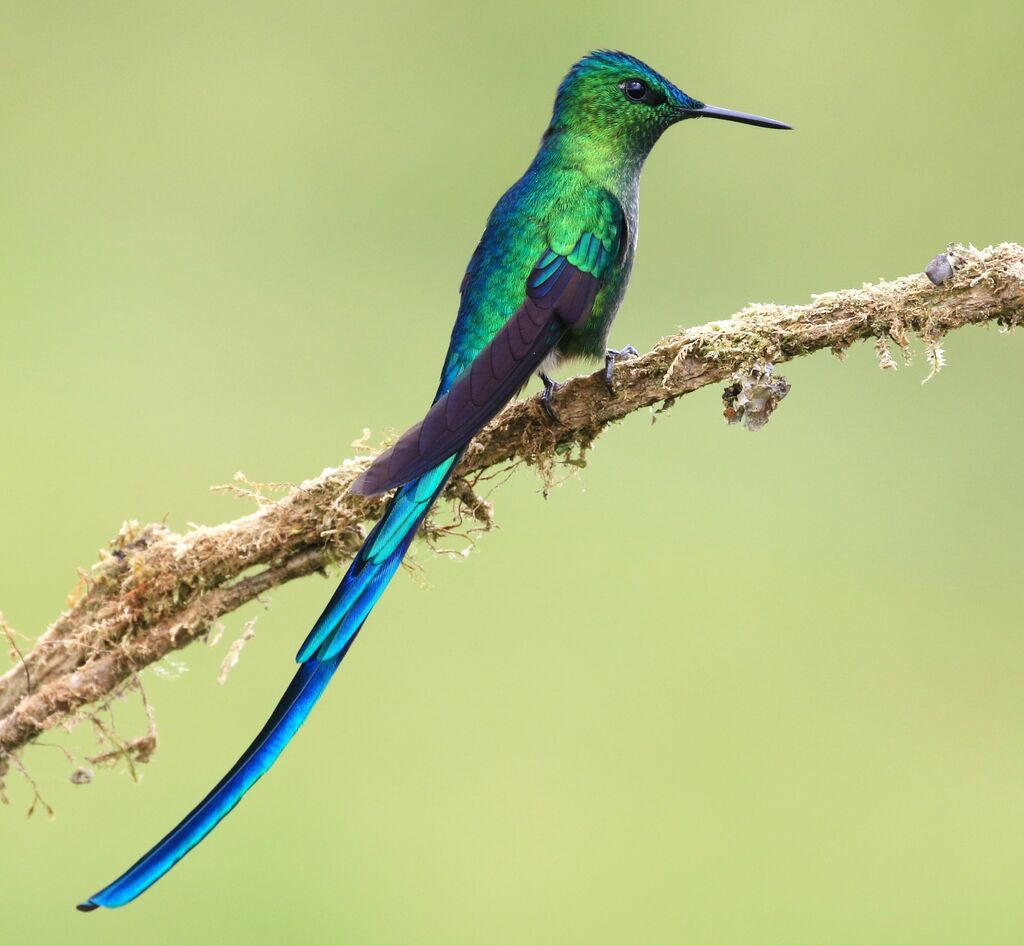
78,455,458,910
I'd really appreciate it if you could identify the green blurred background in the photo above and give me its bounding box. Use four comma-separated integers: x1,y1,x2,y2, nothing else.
2,1,1022,943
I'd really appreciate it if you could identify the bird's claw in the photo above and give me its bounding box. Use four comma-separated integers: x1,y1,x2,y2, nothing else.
540,371,563,422
604,345,639,394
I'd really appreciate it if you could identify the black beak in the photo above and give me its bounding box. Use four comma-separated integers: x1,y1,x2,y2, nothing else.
679,104,791,130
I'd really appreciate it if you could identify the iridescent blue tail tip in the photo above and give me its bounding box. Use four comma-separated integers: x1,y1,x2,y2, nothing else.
77,652,344,910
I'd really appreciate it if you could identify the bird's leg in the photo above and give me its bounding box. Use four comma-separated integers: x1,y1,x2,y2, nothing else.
604,344,640,394
538,370,563,422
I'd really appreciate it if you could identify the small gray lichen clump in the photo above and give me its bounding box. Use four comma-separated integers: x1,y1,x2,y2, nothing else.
722,362,791,432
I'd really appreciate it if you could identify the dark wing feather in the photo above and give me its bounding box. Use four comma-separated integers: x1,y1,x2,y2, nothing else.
351,259,602,497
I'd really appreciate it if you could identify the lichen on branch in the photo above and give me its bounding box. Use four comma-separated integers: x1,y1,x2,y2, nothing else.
1,241,1021,801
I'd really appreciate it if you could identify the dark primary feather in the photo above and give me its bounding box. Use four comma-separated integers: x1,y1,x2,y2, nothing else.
350,248,602,497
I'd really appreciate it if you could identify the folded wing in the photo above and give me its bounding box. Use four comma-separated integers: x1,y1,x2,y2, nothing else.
350,236,611,497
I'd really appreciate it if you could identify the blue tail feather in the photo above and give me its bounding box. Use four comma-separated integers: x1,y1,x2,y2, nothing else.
78,457,457,911
296,455,455,663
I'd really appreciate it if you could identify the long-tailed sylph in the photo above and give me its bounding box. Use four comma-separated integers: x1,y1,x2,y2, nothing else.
79,50,789,911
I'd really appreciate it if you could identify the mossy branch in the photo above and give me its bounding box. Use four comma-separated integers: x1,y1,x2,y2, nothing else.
2,242,1022,798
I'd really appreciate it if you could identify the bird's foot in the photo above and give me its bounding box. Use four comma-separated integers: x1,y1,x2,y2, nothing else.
604,344,640,395
539,371,563,422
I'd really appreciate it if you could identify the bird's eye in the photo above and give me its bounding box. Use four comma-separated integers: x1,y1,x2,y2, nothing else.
621,79,648,102
619,79,667,106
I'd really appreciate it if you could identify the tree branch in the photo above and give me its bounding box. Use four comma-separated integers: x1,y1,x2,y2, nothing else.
2,242,1022,795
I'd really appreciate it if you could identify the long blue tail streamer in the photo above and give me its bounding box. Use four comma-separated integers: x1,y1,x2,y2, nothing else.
78,457,457,910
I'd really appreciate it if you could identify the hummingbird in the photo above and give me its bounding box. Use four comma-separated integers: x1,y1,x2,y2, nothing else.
79,50,789,911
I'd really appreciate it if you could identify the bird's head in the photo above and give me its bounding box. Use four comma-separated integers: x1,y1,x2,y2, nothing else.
546,50,790,159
